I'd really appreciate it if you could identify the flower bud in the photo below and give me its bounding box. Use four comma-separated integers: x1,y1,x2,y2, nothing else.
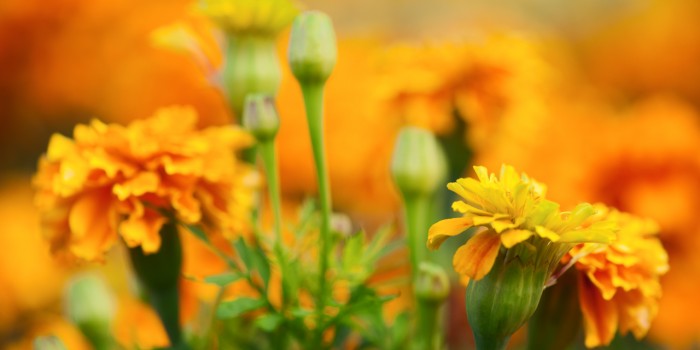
222,36,282,115
415,262,450,302
465,248,549,350
65,273,116,348
242,94,280,142
288,11,337,85
391,126,447,198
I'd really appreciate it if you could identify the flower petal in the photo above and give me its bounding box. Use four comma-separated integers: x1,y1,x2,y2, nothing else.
500,229,534,248
453,229,501,280
579,274,619,348
427,217,473,249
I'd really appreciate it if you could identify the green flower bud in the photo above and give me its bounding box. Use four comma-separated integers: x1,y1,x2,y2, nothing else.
465,246,550,350
242,94,280,142
288,11,337,85
33,336,67,350
391,126,447,198
415,262,450,302
65,273,115,349
222,36,282,115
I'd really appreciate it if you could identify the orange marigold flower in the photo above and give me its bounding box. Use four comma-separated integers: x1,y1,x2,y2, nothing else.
32,106,256,261
570,206,669,348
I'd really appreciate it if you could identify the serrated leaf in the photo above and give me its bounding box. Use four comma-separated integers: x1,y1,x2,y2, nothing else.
216,298,266,319
184,224,210,243
203,272,243,287
254,313,283,332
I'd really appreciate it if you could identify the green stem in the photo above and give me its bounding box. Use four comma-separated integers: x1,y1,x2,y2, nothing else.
128,221,186,349
403,194,431,279
415,301,442,350
259,140,291,308
300,81,332,347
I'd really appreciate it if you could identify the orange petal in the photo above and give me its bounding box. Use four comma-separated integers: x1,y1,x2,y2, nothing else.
427,217,473,249
500,229,533,248
68,190,117,260
120,207,167,253
579,274,619,348
453,230,501,280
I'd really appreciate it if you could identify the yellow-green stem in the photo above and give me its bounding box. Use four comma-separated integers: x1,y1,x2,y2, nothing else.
300,81,332,347
403,194,431,279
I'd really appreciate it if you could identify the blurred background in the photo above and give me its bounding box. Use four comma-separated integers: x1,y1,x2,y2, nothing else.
1,0,699,348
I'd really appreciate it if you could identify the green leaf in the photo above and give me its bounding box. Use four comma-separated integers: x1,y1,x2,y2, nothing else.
251,246,271,289
184,224,210,243
254,313,284,332
203,272,243,287
216,298,266,319
233,238,254,271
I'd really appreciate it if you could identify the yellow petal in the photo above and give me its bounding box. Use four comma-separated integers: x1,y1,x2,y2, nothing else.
500,229,534,248
453,230,501,280
427,217,473,249
535,225,561,242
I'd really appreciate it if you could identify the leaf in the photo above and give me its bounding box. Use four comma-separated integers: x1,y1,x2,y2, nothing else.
254,313,284,332
203,272,243,287
183,224,210,243
233,238,253,271
251,246,271,289
216,298,266,319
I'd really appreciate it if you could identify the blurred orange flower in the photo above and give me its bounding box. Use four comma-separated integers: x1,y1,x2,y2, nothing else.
32,106,256,261
569,206,668,348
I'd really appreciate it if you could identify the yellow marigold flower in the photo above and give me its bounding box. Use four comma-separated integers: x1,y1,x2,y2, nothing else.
570,206,669,348
32,106,256,261
197,0,300,36
428,164,616,281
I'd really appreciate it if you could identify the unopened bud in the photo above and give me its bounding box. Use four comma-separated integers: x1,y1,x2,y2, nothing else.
391,126,447,198
243,94,280,142
288,11,337,84
415,262,450,302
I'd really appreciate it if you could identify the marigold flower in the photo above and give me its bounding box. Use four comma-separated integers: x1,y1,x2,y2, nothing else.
428,164,616,282
570,206,669,348
197,0,300,36
32,106,256,261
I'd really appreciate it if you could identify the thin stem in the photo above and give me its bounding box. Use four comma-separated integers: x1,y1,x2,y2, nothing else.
415,301,442,350
300,81,332,347
259,140,292,309
404,194,431,279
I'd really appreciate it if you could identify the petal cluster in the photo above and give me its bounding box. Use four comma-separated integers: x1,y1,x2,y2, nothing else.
32,106,256,261
197,0,300,36
428,164,615,281
571,206,669,348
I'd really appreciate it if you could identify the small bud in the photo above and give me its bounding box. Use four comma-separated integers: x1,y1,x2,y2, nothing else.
288,11,337,84
242,94,280,142
391,126,447,198
65,273,116,349
33,336,68,350
415,262,450,302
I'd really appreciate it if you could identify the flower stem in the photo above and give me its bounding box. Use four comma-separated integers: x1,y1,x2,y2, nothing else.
403,194,431,279
259,139,291,308
128,220,187,349
300,81,332,347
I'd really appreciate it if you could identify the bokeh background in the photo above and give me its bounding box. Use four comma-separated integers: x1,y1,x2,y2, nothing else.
2,0,700,348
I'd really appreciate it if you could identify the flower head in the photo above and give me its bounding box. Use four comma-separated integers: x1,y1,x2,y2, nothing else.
197,0,300,36
32,106,256,261
570,206,669,348
428,164,616,281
